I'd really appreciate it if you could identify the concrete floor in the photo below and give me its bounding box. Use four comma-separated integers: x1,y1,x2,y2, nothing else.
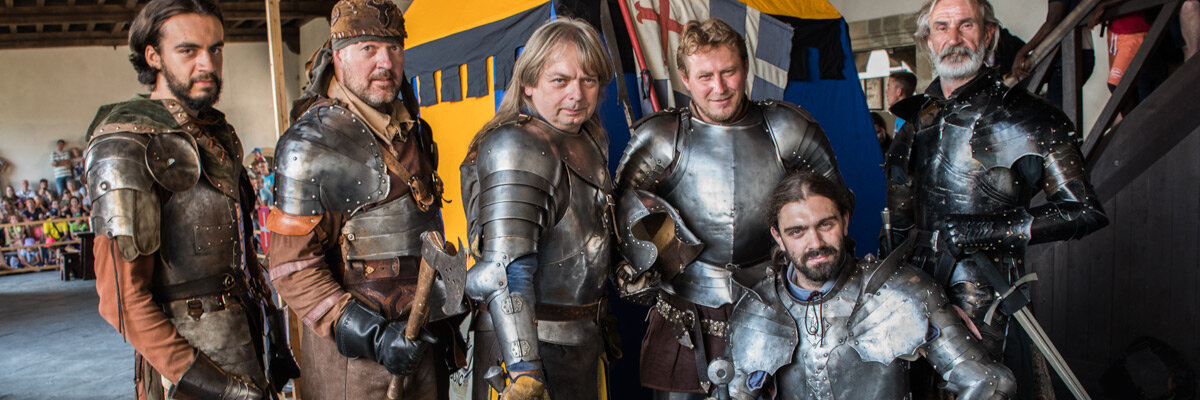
0,270,132,399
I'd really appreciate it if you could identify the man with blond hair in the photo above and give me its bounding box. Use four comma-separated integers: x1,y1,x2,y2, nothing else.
460,17,618,400
614,17,849,399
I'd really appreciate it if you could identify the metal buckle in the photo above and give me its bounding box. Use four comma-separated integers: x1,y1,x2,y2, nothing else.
186,299,204,320
928,230,940,250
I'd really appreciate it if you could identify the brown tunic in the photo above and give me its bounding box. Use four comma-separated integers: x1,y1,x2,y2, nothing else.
266,87,443,398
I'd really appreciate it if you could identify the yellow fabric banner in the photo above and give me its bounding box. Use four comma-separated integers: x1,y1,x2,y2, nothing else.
739,0,841,19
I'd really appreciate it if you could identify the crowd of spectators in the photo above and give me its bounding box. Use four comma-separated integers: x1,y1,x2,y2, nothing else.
1,142,92,269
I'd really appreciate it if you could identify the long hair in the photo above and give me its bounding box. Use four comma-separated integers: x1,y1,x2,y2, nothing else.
128,0,224,86
466,17,614,155
766,172,852,268
913,0,999,54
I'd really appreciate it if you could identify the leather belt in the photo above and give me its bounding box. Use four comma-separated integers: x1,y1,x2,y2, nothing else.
535,299,607,322
654,295,727,338
164,292,241,320
348,256,420,280
153,273,243,302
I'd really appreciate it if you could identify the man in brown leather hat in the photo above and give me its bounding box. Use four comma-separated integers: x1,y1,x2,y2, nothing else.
266,0,457,398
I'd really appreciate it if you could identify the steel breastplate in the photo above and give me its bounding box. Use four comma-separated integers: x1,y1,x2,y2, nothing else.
340,195,443,261
157,177,244,287
659,107,785,267
535,163,615,306
909,87,1036,233
775,271,909,399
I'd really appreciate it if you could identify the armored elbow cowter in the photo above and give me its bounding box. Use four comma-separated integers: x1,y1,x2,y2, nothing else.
463,122,560,367
925,299,1017,399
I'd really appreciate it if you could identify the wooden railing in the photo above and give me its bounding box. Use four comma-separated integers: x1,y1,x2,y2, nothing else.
1016,0,1194,202
0,216,90,274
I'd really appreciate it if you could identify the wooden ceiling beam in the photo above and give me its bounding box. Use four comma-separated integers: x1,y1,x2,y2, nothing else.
0,2,331,25
0,25,301,50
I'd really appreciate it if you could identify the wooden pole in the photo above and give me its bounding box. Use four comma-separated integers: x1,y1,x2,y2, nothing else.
263,2,300,398
265,0,289,138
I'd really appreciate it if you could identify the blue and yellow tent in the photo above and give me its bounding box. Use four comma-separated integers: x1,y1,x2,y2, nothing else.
402,1,881,397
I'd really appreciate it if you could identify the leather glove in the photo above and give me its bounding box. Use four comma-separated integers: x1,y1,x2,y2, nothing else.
173,352,264,400
943,209,1032,252
335,300,436,376
499,374,546,400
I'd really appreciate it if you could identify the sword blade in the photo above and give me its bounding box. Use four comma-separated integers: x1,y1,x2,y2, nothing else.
1012,307,1092,400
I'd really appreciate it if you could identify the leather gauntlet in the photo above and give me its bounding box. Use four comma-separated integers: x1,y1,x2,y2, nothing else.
943,209,1033,253
173,352,263,400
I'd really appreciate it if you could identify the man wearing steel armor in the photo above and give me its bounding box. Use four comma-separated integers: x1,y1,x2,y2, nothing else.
723,172,1015,400
884,0,1108,396
613,18,849,399
265,0,455,398
460,18,616,400
87,0,296,398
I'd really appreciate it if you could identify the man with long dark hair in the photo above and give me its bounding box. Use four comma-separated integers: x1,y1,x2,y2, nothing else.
86,0,294,398
722,172,1015,399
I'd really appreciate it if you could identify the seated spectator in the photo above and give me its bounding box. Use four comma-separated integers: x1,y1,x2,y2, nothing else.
15,180,34,199
36,186,56,206
47,199,61,217
66,198,89,235
36,179,53,197
3,185,19,206
63,180,82,199
19,198,44,222
5,215,26,268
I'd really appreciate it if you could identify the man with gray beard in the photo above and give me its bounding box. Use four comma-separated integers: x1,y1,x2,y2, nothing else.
883,0,1108,397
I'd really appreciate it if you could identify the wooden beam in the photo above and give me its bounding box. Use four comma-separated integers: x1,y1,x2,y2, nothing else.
36,0,45,6
124,0,137,9
1085,54,1200,202
3,0,11,8
0,2,330,25
264,0,289,138
111,21,124,34
1062,27,1083,128
1083,1,1180,157
0,25,299,49
1019,0,1102,74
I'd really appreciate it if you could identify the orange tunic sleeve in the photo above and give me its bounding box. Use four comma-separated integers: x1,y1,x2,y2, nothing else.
265,209,352,339
93,235,195,382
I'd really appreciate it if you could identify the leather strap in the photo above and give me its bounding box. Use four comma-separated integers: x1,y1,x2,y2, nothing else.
534,299,607,322
152,272,245,302
347,256,421,280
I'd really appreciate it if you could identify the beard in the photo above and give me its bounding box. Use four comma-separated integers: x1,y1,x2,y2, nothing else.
931,43,986,81
346,69,400,109
787,245,843,284
164,64,221,112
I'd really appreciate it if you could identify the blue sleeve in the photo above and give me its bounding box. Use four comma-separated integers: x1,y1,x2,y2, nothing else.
747,370,768,391
506,254,538,305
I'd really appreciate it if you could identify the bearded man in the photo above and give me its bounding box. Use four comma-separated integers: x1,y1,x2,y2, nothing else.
613,18,849,399
884,0,1108,396
722,172,1015,400
265,0,459,398
86,0,296,398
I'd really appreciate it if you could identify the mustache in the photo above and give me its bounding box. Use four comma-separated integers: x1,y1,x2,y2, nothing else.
801,246,838,264
190,73,221,87
938,44,975,61
369,70,396,81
